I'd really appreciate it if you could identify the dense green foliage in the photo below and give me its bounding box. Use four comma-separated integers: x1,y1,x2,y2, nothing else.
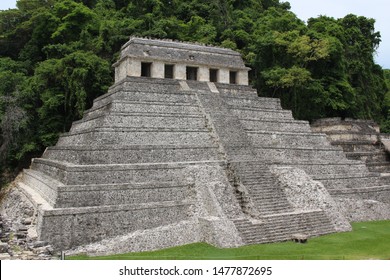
383,70,390,131
0,0,389,185
69,220,390,260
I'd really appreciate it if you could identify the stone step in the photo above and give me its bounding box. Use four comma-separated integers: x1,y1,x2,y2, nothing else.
253,146,347,162
241,180,275,187
232,210,335,244
311,119,379,131
231,108,293,120
70,113,206,133
43,145,220,165
290,162,371,177
315,175,384,189
84,100,202,122
238,169,273,176
22,169,62,207
248,191,292,215
227,100,281,110
230,160,273,169
24,165,196,208
328,185,390,203
345,151,389,162
56,180,193,208
109,100,201,115
235,176,274,183
89,91,197,115
326,132,378,143
57,128,214,146
82,101,112,120
251,195,290,204
248,130,331,148
31,158,223,185
249,194,289,202
238,170,274,177
248,190,289,197
334,141,380,152
243,178,278,185
230,161,293,215
106,77,188,96
91,79,196,108
256,205,292,215
241,227,335,244
239,223,331,237
241,119,311,133
366,162,390,173
225,95,280,105
216,83,258,95
19,179,195,250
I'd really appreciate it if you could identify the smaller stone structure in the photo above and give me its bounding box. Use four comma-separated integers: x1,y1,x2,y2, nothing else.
312,118,390,174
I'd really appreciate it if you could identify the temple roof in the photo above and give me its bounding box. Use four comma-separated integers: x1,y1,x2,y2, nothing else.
118,37,248,70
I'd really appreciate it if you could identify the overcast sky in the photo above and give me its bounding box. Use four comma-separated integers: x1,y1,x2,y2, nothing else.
1,0,389,68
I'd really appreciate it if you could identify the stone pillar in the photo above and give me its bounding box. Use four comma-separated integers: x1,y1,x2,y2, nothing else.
237,70,249,86
174,64,186,80
218,68,229,84
198,66,209,82
127,58,141,77
114,64,121,82
151,61,164,79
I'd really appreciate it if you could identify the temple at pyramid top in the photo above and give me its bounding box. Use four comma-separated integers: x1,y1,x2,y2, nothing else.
113,37,250,85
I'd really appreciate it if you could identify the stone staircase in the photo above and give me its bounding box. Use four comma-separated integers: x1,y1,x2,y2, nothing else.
231,161,292,215
189,81,336,242
232,210,335,244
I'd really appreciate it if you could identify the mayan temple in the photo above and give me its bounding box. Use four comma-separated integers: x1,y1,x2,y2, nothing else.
2,37,390,254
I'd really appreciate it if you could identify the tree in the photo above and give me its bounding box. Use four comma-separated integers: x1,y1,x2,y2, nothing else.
381,69,390,133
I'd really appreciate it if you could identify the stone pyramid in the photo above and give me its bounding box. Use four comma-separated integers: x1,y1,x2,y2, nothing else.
7,37,390,253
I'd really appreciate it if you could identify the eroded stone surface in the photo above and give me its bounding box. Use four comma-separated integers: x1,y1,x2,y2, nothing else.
0,184,56,260
270,166,352,232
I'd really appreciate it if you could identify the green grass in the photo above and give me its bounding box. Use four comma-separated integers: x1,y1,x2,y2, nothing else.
69,220,390,260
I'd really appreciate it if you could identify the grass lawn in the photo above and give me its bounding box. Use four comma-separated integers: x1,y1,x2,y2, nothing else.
69,220,390,260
